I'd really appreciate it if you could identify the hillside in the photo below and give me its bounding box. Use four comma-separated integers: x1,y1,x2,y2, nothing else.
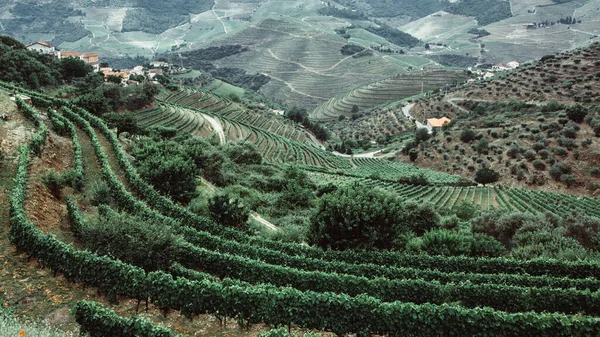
6,29,600,337
311,69,468,121
392,41,600,196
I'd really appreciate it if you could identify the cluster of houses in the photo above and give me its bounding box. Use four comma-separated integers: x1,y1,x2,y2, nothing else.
26,41,100,71
25,41,169,84
467,60,520,82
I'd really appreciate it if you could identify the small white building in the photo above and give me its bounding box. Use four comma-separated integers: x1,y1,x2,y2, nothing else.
26,41,60,58
483,72,495,80
426,117,451,129
507,61,520,69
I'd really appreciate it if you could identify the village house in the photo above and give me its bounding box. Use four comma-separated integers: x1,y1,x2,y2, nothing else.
426,117,451,129
26,41,61,58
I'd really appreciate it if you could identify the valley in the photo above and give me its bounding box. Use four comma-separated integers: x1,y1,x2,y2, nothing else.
1,1,600,336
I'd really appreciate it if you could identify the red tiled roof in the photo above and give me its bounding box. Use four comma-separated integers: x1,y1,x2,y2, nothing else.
61,51,81,58
27,41,54,48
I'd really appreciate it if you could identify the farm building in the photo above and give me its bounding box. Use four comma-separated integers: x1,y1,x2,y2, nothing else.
26,41,58,56
427,117,451,129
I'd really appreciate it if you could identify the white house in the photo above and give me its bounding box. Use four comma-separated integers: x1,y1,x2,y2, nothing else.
26,41,60,58
507,61,520,69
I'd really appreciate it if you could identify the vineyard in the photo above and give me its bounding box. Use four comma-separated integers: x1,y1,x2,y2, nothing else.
3,81,600,336
311,70,468,121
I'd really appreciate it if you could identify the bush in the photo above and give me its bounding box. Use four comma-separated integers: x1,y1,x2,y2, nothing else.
566,104,588,123
474,167,499,185
81,211,177,272
532,160,546,170
308,188,406,250
88,182,112,206
208,193,250,230
549,163,571,180
418,230,505,258
460,128,476,142
42,169,66,198
225,141,262,165
560,174,577,187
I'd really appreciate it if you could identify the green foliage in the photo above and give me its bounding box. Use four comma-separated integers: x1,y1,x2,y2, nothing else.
42,169,67,199
417,229,505,257
341,44,366,56
82,211,178,272
460,128,476,142
549,162,571,180
566,104,588,123
446,0,512,25
366,23,420,48
409,148,419,161
474,167,499,185
225,141,262,165
467,28,491,38
452,202,478,220
309,188,406,250
121,0,214,34
132,139,198,204
61,57,93,81
103,113,143,136
74,301,183,337
316,6,368,20
428,54,478,68
208,193,250,229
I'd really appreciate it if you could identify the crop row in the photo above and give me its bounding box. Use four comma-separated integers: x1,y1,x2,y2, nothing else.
11,83,600,284
9,147,600,336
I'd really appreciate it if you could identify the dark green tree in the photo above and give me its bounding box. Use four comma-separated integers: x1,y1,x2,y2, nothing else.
474,167,499,185
308,188,407,250
208,193,250,229
61,57,93,81
565,104,588,123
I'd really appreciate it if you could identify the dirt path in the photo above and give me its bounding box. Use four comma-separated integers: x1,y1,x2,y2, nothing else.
264,73,329,100
267,48,354,74
202,114,226,144
250,212,278,231
212,0,228,34
331,149,384,158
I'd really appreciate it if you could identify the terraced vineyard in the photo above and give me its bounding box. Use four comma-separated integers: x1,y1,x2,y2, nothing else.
160,87,314,145
6,82,600,336
307,168,600,217
312,70,469,121
140,87,351,169
130,105,214,138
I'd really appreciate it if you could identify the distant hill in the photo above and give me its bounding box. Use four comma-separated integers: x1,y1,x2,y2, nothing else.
391,42,600,196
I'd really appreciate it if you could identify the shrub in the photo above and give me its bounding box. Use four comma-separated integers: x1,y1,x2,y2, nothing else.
560,174,577,187
208,193,250,230
474,167,499,185
523,150,536,161
566,104,588,122
42,169,65,198
549,163,571,180
460,128,476,142
307,188,407,250
88,182,112,206
532,160,546,170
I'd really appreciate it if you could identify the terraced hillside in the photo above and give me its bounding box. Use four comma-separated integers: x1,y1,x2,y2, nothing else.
5,83,600,337
148,87,351,169
311,70,468,121
395,41,600,196
211,18,424,109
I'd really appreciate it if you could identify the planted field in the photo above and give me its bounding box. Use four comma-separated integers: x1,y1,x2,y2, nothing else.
8,81,600,337
312,70,468,121
6,83,600,337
